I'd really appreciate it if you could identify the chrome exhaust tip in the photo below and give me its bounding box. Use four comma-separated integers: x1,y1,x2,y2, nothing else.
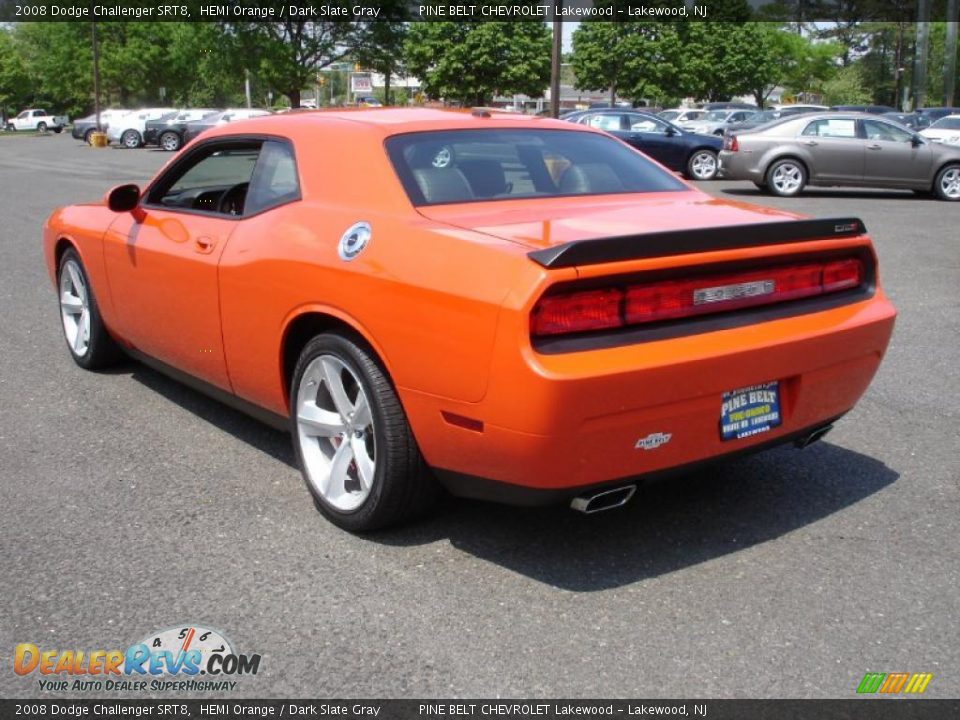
795,423,834,449
571,484,637,514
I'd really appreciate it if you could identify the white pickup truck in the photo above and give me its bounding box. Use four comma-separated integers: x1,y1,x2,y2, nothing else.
5,108,69,133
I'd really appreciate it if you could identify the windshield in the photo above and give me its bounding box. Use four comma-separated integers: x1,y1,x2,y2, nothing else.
931,117,960,130
386,129,687,206
704,110,730,121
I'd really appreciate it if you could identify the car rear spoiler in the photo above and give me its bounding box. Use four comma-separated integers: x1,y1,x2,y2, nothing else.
526,217,867,269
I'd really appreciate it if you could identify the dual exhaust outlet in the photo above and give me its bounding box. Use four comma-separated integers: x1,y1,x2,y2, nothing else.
569,422,834,514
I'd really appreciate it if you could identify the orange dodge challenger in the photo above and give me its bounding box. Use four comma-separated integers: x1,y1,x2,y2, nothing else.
43,109,896,531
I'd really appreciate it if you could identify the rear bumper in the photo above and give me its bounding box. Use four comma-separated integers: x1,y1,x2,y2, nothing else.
402,293,896,497
435,415,844,506
718,150,764,181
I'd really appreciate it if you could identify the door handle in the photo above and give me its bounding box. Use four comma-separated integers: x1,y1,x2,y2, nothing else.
867,144,882,150
804,140,818,146
195,236,216,253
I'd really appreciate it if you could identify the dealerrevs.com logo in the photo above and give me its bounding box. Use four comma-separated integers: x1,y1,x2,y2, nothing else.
14,624,261,693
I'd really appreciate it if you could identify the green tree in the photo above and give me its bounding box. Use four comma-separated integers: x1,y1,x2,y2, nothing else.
354,1,408,106
821,63,872,104
230,15,357,108
681,23,776,103
571,22,683,106
404,21,550,106
0,28,31,122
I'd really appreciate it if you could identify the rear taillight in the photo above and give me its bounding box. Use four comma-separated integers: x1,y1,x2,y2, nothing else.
724,135,739,151
531,256,866,337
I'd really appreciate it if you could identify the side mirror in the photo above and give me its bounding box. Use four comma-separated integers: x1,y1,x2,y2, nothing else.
106,184,141,213
665,126,677,136
911,135,924,147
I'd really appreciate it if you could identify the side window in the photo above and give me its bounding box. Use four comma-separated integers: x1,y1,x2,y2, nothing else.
628,115,667,133
146,143,261,215
863,120,913,143
245,140,301,215
587,114,624,132
802,118,857,139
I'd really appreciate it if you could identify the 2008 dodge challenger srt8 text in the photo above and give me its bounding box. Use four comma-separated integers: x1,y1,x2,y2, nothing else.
43,109,896,531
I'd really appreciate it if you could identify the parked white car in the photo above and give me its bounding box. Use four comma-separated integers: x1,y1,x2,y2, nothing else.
658,108,706,124
681,109,759,136
5,108,69,133
920,115,960,145
106,107,177,148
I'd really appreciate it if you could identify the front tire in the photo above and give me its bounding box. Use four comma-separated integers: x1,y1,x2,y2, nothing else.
685,149,719,181
84,128,96,144
933,164,960,201
766,158,807,197
57,249,121,370
290,333,438,531
121,129,141,148
159,131,181,151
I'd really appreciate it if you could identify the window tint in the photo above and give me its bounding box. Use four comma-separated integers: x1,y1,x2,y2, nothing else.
148,144,261,215
931,117,960,130
627,115,668,133
863,120,913,143
245,140,301,215
386,129,687,206
586,114,624,132
802,118,857,138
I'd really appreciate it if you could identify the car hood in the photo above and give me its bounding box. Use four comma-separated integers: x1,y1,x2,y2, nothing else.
417,193,803,251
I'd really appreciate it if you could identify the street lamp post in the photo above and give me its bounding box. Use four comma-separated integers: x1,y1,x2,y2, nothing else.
550,4,562,118
91,21,101,132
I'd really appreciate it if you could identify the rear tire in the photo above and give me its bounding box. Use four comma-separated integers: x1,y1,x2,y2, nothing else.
57,249,122,370
933,163,960,201
290,333,438,532
766,158,807,197
37,121,47,133
84,128,96,144
685,149,719,181
159,131,181,151
121,129,141,149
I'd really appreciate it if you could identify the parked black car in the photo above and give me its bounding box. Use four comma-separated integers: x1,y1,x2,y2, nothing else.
916,107,960,124
143,109,219,151
566,109,724,180
880,112,931,130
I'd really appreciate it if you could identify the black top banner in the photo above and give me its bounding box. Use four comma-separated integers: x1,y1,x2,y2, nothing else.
0,0,955,23
2,700,960,720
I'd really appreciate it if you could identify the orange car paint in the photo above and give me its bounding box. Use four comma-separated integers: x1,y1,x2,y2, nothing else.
43,109,896,497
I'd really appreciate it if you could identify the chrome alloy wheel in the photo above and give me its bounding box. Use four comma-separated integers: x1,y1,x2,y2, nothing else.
771,162,803,194
295,355,376,511
690,151,718,180
939,167,960,199
59,258,91,357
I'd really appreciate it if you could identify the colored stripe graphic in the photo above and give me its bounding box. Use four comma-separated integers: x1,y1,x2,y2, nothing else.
904,673,933,694
857,672,933,694
857,673,886,694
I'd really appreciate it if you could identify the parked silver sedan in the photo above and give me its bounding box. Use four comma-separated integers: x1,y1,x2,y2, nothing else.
719,112,960,201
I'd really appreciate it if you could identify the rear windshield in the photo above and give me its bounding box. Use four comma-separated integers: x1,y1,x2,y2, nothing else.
931,117,960,130
385,129,686,206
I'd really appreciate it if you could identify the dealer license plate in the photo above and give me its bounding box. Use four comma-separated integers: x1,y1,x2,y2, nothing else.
720,381,782,441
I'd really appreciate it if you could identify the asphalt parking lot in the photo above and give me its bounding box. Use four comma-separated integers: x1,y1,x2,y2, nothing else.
1,132,957,699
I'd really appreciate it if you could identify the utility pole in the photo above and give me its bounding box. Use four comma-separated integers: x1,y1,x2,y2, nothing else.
912,0,931,110
550,4,562,118
91,21,101,131
245,69,252,109
946,0,959,106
